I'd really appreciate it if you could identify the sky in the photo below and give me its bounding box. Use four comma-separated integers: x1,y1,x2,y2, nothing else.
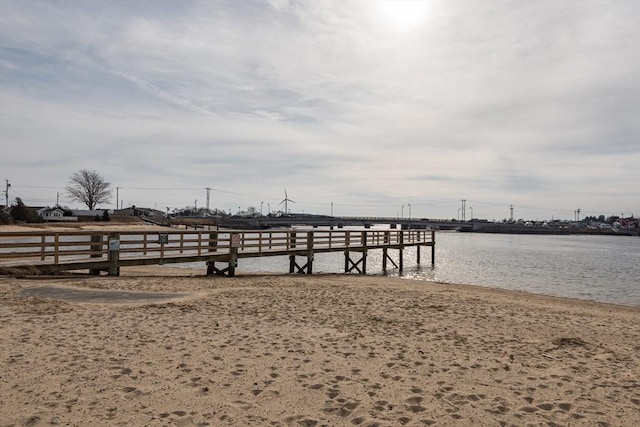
1,0,638,221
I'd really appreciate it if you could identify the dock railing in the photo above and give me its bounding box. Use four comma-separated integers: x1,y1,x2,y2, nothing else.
0,228,435,276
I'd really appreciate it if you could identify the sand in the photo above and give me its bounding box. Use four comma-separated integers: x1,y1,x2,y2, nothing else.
0,267,638,427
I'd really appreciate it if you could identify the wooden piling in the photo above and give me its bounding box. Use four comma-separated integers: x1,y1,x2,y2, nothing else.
361,231,367,274
382,247,387,272
90,234,102,275
307,231,314,274
399,231,404,273
108,232,120,276
228,233,239,277
431,230,435,267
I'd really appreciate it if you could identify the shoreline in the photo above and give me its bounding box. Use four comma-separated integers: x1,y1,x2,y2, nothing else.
2,267,639,426
8,262,640,310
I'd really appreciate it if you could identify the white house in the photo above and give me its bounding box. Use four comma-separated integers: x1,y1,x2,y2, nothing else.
37,207,78,222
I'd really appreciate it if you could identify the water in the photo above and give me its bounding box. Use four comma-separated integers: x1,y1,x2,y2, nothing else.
181,230,640,307
405,232,640,307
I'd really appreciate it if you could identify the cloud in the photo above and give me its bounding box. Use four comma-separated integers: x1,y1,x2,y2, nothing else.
1,0,638,219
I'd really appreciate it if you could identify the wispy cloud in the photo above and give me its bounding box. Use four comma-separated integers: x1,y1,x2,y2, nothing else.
1,0,638,219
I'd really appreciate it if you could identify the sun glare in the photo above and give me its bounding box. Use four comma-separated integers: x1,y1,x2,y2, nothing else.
373,0,431,32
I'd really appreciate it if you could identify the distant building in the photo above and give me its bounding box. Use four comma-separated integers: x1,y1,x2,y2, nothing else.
113,206,165,218
37,206,78,222
72,210,110,221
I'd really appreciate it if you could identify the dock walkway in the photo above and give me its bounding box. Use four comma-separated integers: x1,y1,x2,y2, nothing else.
0,229,435,276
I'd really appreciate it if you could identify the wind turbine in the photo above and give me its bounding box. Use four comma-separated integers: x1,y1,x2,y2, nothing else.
279,188,295,214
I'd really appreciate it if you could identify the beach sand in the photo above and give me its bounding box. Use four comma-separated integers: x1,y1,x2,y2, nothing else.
1,267,638,426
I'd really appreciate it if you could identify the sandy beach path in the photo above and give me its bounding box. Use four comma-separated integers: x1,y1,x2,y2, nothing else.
1,269,639,426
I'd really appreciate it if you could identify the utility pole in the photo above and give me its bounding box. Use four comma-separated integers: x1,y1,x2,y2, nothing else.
116,187,120,210
3,179,10,207
205,187,211,212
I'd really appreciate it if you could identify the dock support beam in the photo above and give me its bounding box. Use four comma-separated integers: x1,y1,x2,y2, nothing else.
206,253,237,277
382,247,399,274
206,233,238,277
206,259,236,277
344,250,367,274
431,230,436,267
289,254,313,274
307,231,314,274
399,232,404,273
288,231,315,274
345,231,368,274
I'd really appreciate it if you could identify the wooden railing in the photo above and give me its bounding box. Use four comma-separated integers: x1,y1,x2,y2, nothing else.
0,228,435,274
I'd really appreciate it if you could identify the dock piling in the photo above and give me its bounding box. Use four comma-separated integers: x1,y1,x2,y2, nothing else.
108,232,120,276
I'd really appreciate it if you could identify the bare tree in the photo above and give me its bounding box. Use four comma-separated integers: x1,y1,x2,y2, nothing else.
66,169,112,210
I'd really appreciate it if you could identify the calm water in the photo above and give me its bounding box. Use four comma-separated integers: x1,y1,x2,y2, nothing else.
405,232,640,307
182,230,640,307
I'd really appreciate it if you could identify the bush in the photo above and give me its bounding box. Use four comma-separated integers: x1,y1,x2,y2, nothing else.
10,198,42,223
0,208,12,224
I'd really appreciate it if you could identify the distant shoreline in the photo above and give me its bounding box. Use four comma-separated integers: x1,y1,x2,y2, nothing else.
1,219,637,236
463,224,638,236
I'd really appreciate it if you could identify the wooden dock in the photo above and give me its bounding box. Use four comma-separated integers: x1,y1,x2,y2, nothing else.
0,228,435,277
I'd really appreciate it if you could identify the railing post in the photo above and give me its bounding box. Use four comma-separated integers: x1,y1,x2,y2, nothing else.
307,231,314,274
382,247,388,272
40,235,46,261
206,229,218,276
344,250,349,273
108,232,120,276
54,233,59,264
90,233,102,275
431,230,436,267
209,230,218,253
289,255,296,274
290,231,297,249
361,231,367,274
229,233,239,277
399,231,404,273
